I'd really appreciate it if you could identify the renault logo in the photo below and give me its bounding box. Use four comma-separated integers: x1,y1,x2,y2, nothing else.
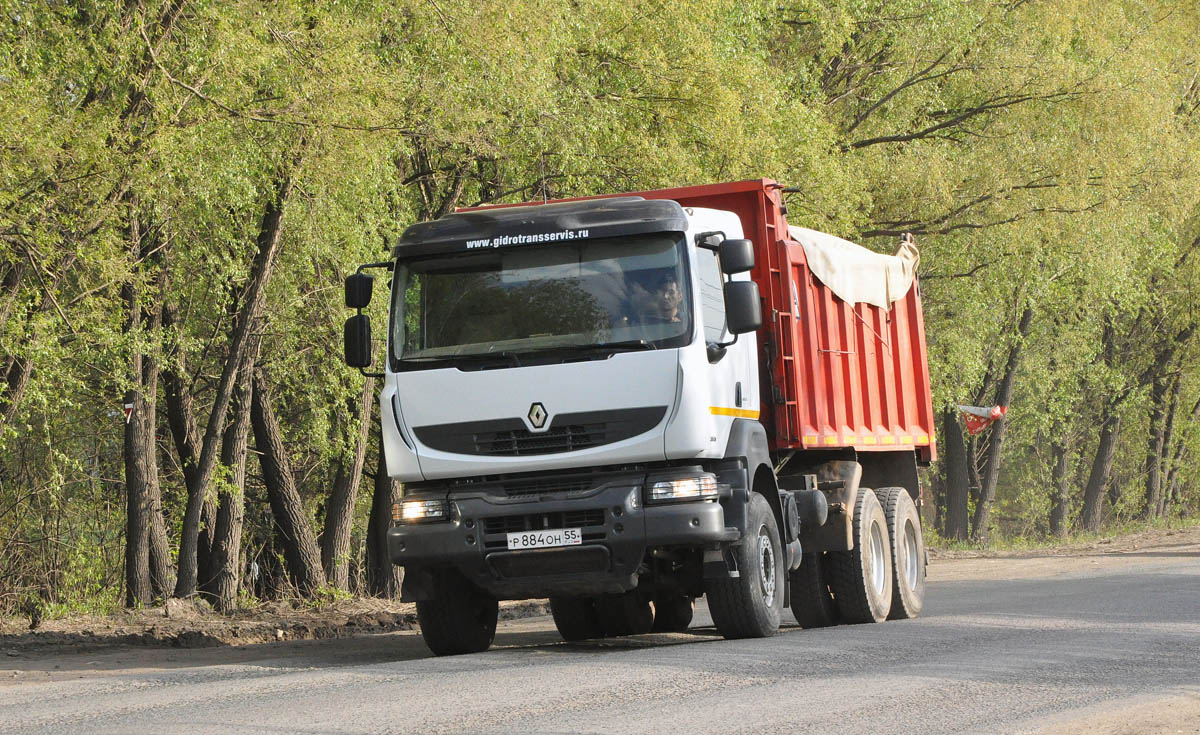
528,402,548,429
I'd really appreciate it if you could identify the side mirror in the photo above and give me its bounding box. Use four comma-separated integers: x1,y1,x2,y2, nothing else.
344,314,372,368
724,281,762,334
719,239,754,274
345,273,374,309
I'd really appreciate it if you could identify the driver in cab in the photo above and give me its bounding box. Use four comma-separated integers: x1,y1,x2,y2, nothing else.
622,272,684,336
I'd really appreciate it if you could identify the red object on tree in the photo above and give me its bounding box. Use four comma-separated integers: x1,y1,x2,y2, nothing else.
959,404,1007,436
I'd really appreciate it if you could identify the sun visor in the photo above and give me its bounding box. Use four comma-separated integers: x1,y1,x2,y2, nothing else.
788,226,919,309
395,198,688,258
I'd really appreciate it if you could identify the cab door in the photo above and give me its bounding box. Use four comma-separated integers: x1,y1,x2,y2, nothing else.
694,245,759,444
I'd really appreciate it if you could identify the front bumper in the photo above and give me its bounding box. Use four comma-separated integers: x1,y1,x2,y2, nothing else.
388,475,735,599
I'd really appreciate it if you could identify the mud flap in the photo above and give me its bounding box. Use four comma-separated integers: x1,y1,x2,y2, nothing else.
800,460,862,552
399,567,434,602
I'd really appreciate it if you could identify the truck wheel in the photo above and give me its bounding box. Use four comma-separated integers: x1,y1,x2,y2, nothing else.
415,570,498,656
651,594,694,632
705,493,784,639
549,596,605,641
874,487,926,619
595,590,654,636
788,550,839,629
827,487,893,624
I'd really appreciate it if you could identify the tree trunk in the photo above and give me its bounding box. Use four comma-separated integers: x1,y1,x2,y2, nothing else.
202,372,253,612
971,306,1033,544
174,169,297,598
1155,374,1181,518
251,368,326,596
320,378,375,590
122,323,153,605
148,492,172,597
366,437,403,597
1079,412,1120,532
941,406,971,541
202,318,264,610
930,467,945,536
1162,397,1200,517
1140,370,1169,519
197,498,218,597
162,330,201,492
122,220,154,607
162,307,219,592
144,288,171,599
1106,472,1123,516
1048,441,1070,538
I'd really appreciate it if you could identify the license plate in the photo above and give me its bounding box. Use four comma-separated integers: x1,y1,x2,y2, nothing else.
506,527,582,550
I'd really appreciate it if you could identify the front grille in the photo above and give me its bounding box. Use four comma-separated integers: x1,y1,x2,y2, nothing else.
483,509,606,535
403,467,643,502
499,476,593,498
413,406,667,456
476,423,604,456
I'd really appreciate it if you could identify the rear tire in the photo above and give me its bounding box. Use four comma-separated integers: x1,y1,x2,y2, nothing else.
416,570,498,656
595,590,654,636
549,596,605,641
651,594,694,632
827,488,893,624
705,493,783,639
874,486,926,619
788,550,839,629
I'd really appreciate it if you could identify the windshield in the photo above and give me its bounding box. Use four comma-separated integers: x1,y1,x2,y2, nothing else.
391,234,690,363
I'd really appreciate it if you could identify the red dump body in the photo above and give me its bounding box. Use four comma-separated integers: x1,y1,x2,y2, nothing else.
470,179,937,463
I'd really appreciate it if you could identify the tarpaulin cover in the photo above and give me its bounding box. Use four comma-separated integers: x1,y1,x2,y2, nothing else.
788,226,919,309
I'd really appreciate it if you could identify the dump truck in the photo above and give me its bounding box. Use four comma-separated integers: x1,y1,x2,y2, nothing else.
343,179,936,655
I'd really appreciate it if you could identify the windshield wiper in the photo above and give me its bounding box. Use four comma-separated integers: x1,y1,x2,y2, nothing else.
400,341,652,367
446,350,522,366
576,338,656,352
397,351,521,366
523,338,656,355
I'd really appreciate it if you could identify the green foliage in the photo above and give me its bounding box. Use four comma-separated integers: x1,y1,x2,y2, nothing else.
2,0,1199,611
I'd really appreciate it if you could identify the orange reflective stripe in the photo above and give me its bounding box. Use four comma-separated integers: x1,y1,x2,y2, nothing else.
709,406,760,419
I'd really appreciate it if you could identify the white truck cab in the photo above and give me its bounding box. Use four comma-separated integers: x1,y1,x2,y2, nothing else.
377,202,758,483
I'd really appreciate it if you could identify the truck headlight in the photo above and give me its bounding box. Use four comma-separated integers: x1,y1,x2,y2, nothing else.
647,474,719,503
394,498,449,523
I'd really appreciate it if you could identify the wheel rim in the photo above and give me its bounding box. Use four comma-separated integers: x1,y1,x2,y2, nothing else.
870,522,886,596
757,527,776,602
903,519,920,591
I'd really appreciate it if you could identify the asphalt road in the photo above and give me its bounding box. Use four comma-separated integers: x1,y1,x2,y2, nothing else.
2,548,1198,734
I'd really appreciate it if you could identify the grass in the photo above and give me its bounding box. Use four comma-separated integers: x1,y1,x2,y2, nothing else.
925,514,1198,552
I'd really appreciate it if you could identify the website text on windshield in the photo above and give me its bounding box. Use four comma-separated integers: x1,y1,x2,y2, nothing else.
465,228,590,249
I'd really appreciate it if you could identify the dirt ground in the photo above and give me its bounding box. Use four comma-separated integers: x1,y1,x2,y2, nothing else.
2,523,1197,657
928,523,1200,582
0,596,548,655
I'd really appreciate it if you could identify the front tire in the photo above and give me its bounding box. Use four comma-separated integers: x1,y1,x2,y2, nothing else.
705,493,784,639
416,570,498,656
874,487,926,619
827,488,893,624
550,596,605,641
595,590,654,636
651,594,694,632
788,550,839,629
